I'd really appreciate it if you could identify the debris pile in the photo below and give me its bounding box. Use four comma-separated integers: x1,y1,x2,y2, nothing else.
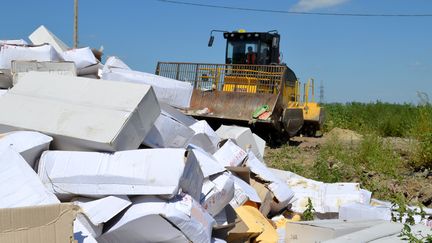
0,26,431,243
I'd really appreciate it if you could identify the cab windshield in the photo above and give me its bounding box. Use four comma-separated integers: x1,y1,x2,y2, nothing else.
226,40,259,64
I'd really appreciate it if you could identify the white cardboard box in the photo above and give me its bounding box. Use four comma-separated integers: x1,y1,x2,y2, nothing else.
216,125,263,160
201,172,235,216
253,133,266,158
0,131,52,169
0,39,28,45
102,66,193,109
230,175,261,209
246,151,295,213
270,168,371,214
11,60,77,85
213,139,247,167
160,102,197,126
38,149,203,200
61,47,98,70
143,112,195,148
0,69,12,88
323,221,405,243
188,133,218,153
0,44,61,69
73,196,131,227
339,203,392,221
0,72,160,151
285,219,386,243
190,120,221,148
0,146,59,208
190,148,226,178
29,25,69,54
98,194,215,243
72,196,131,238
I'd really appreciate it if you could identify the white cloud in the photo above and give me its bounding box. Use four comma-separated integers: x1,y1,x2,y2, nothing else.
291,0,349,12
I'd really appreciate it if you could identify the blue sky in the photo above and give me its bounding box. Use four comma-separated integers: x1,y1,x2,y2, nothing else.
1,0,431,103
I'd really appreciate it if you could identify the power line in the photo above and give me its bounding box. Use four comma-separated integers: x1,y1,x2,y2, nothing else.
157,0,432,17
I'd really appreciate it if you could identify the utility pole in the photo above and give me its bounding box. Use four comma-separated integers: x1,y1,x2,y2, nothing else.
319,80,324,104
73,0,78,48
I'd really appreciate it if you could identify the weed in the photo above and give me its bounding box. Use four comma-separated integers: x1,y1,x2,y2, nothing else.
391,201,432,242
302,198,315,221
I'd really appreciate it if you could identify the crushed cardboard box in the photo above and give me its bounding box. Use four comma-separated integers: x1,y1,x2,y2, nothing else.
246,151,295,214
98,194,215,243
72,196,131,238
270,168,371,213
234,205,279,243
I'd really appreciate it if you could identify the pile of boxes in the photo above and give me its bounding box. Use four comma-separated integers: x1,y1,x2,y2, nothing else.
0,26,430,243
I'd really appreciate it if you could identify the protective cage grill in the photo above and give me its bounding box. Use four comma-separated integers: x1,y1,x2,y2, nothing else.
156,62,286,94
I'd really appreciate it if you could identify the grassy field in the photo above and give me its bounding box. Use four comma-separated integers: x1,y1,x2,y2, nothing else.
265,100,432,206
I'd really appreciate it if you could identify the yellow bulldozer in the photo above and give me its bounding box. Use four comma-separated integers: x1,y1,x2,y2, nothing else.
156,30,324,143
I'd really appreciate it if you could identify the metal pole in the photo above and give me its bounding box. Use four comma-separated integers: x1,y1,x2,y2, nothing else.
74,0,78,48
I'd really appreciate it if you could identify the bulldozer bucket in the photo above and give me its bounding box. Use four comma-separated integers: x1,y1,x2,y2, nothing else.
187,89,279,122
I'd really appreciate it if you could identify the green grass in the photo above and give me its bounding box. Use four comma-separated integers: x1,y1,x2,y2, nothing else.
267,134,406,202
267,100,432,204
323,101,432,169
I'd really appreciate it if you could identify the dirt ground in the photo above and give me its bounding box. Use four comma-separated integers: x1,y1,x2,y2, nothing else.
265,128,432,207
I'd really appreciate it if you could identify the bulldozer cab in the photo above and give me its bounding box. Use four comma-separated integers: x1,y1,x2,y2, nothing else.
223,31,280,65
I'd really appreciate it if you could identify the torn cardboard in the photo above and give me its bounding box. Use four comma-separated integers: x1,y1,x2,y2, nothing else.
235,205,278,243
230,175,261,209
270,168,371,213
0,203,79,243
72,196,131,238
98,194,215,243
246,151,295,214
